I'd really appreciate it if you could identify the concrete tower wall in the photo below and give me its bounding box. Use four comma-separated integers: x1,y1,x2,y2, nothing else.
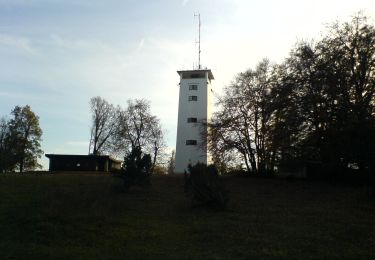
175,70,213,173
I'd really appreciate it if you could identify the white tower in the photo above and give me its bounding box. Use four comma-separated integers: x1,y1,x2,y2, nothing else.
175,69,214,173
175,13,214,173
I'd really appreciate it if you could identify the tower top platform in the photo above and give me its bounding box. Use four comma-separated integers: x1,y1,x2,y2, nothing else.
177,69,214,80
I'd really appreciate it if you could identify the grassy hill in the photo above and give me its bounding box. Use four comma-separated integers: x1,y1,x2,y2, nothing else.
0,173,374,259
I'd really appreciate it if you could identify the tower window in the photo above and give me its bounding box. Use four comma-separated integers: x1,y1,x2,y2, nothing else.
182,73,205,79
190,73,205,78
186,140,197,145
187,117,197,123
189,85,198,90
188,96,198,101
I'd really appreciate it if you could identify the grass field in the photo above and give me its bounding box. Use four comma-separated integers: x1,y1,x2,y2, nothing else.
0,173,374,259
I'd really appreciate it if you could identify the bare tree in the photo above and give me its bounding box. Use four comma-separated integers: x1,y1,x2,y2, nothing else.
207,59,275,174
167,150,175,174
116,99,166,172
89,96,118,155
148,117,166,172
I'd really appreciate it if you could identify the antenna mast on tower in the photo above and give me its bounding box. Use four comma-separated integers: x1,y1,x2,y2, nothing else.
194,13,201,69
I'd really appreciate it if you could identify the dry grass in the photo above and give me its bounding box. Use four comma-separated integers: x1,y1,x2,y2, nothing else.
0,173,374,259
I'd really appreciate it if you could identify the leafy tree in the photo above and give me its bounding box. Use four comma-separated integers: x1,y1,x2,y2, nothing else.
316,14,375,173
272,42,323,169
89,96,119,155
280,15,375,174
7,105,43,172
184,163,228,209
120,146,152,191
0,117,12,173
208,14,375,178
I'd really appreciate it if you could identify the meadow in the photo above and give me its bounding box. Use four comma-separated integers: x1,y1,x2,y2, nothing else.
0,173,374,259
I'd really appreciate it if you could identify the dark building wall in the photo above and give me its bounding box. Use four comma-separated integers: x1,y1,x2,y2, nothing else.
108,160,122,171
46,155,121,172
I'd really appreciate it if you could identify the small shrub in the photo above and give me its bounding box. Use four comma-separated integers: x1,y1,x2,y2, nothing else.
119,147,152,192
152,165,167,175
184,162,228,209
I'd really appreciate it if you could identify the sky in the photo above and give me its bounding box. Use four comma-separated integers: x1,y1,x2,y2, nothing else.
0,0,374,169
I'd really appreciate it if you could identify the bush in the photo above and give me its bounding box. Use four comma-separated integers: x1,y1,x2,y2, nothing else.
184,162,228,209
152,165,167,175
119,147,152,191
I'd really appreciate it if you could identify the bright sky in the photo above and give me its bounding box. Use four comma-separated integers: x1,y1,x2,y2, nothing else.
0,0,374,169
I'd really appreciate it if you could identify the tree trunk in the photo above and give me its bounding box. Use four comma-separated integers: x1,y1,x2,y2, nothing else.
19,157,24,173
151,145,158,174
243,152,251,173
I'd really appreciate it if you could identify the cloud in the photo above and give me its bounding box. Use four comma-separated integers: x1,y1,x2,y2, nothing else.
136,38,145,52
66,141,90,147
0,0,100,7
182,0,189,6
49,33,110,52
0,91,47,101
0,34,36,54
